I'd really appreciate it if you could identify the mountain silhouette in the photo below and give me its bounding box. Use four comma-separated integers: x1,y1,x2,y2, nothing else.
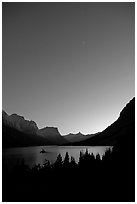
37,127,66,145
63,132,95,143
2,111,94,147
2,123,49,148
2,111,38,134
2,97,135,147
2,111,66,147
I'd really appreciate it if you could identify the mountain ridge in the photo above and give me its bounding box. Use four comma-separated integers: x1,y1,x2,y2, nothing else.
2,111,66,147
2,97,135,147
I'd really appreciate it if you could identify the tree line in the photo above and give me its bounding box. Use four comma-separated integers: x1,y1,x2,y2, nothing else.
3,146,133,202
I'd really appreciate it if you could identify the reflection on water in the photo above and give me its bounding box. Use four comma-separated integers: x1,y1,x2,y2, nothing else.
3,146,112,170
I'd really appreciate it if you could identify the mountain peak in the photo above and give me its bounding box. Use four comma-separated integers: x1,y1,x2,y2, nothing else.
77,132,83,135
38,126,61,136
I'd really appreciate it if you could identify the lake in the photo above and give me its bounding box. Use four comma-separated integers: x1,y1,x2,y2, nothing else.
3,146,111,170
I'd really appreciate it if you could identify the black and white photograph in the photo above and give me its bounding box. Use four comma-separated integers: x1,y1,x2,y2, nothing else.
2,2,135,202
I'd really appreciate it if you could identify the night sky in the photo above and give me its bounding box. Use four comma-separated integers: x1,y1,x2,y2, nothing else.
2,2,135,135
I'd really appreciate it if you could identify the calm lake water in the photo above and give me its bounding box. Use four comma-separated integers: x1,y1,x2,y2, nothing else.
3,146,111,170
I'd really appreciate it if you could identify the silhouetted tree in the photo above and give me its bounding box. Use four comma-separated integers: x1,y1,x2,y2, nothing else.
43,159,51,170
70,156,77,168
85,148,89,157
63,152,69,168
54,153,63,169
96,153,101,161
78,151,84,166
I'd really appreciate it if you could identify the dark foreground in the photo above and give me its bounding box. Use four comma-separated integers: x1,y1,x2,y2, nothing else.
3,139,135,202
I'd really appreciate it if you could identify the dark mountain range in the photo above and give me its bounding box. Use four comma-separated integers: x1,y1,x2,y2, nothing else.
2,124,49,148
72,97,135,146
2,112,48,147
2,111,66,147
63,132,96,143
2,97,135,147
2,111,93,147
2,110,38,134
